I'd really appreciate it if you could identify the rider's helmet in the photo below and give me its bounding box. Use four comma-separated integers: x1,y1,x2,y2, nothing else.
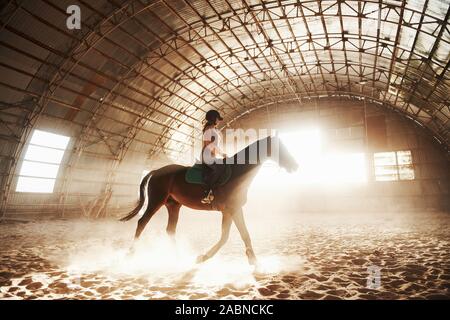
205,110,223,122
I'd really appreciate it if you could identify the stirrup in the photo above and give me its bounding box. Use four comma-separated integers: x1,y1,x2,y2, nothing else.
201,190,214,204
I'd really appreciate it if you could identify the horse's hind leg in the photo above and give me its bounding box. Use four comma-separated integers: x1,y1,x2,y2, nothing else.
135,201,164,239
165,199,181,241
134,188,167,239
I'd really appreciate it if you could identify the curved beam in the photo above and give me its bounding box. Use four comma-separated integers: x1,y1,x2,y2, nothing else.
165,88,447,159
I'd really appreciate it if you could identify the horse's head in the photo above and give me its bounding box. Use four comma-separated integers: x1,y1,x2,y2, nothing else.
270,135,299,173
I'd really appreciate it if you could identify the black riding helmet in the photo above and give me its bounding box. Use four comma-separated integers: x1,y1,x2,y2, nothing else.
205,109,223,122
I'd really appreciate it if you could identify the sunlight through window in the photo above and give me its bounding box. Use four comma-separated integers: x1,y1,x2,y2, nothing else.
16,130,70,193
252,128,367,188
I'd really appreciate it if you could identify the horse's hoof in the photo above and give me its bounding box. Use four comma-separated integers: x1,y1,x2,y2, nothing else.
253,263,263,274
246,249,258,266
248,257,258,267
127,245,136,257
196,255,207,264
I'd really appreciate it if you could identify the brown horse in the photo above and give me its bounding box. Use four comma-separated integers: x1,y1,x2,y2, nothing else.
120,135,298,265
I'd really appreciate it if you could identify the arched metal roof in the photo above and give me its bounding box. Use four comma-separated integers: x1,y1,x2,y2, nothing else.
0,0,448,164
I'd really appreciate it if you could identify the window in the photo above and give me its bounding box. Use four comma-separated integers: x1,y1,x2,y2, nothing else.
16,130,70,193
374,150,414,181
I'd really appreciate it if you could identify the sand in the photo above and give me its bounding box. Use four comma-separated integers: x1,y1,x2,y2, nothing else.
0,210,449,300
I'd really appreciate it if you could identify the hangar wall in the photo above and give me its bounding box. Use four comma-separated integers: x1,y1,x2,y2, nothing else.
2,98,448,219
231,98,449,213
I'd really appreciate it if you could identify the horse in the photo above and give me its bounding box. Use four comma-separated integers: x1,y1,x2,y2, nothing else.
120,135,299,266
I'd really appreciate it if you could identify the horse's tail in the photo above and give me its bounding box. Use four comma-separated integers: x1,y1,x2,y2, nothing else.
120,170,154,222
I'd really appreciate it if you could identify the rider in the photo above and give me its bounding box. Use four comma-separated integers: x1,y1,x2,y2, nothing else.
201,110,226,204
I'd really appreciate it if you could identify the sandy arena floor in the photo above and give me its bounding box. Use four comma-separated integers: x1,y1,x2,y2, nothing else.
0,210,449,300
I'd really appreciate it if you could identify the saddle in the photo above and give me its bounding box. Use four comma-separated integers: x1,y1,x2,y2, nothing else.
185,163,232,186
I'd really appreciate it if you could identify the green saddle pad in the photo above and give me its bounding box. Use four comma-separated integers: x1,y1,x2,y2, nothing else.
185,164,232,186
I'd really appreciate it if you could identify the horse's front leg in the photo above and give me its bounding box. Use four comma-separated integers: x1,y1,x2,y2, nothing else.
197,211,232,263
232,208,258,266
